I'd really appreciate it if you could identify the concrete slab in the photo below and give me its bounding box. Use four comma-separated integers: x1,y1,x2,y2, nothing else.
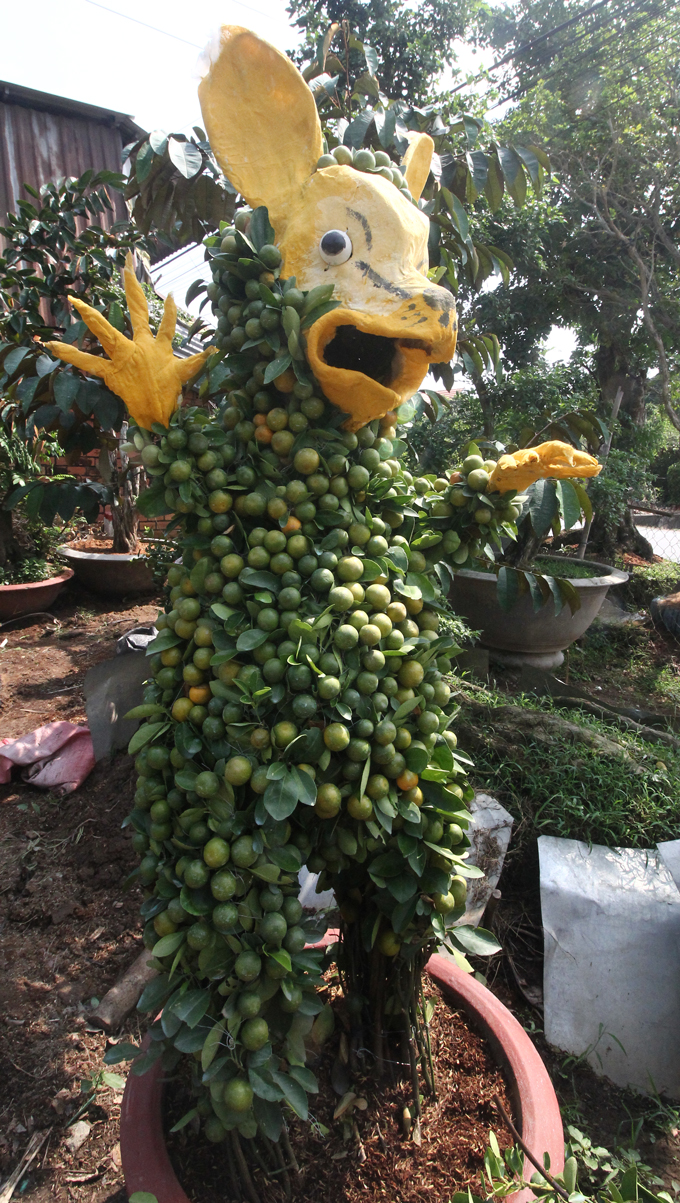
539,835,680,1098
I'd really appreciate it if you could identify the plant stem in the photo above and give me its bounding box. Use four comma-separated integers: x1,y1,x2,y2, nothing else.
230,1130,261,1203
493,1096,569,1201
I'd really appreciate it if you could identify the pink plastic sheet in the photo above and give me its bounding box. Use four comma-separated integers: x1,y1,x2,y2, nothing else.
0,722,95,796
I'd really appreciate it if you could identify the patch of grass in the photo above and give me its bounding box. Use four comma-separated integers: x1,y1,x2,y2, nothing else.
469,557,605,579
531,556,603,579
569,622,680,714
467,690,678,849
622,560,680,610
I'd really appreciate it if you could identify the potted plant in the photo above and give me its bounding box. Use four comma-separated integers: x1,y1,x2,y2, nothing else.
0,425,73,619
440,437,628,668
44,25,588,1200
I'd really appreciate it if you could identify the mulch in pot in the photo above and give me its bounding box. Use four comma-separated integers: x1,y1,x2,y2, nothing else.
164,980,515,1203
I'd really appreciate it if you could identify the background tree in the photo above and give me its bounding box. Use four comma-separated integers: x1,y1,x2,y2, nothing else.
0,172,153,554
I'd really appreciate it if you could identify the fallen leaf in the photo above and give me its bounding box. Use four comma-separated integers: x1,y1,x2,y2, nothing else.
333,1091,356,1120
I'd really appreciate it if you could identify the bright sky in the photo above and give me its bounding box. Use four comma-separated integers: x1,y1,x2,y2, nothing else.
0,0,303,135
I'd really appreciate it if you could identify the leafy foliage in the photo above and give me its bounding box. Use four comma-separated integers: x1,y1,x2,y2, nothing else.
123,128,235,248
0,171,147,527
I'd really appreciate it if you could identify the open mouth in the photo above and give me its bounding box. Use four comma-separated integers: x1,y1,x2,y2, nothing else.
322,324,432,389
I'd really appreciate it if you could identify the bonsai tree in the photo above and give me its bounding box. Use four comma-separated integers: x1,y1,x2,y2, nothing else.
47,28,598,1196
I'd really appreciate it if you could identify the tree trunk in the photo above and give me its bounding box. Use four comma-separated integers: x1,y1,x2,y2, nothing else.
0,508,17,569
586,507,654,562
471,372,495,439
109,423,143,554
595,343,647,428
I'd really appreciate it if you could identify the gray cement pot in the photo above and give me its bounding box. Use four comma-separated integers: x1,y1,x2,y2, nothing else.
58,546,155,597
449,554,629,669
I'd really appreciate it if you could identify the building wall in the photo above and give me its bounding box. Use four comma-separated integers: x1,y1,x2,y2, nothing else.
0,80,144,237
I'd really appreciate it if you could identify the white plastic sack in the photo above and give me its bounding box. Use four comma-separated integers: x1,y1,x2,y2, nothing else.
539,836,680,1098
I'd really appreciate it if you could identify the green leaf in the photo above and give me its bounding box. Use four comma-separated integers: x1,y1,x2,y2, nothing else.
137,974,173,1014
123,704,167,720
271,1070,308,1120
171,988,211,1028
153,931,185,957
146,630,182,656
359,559,382,581
201,1018,226,1071
167,137,202,179
236,628,268,652
268,844,302,872
484,154,504,211
496,566,521,613
557,577,581,617
103,1041,140,1063
556,480,582,531
263,773,299,820
127,721,168,755
290,765,316,807
572,480,593,524
529,479,558,538
392,695,423,723
249,206,275,251
289,1065,318,1093
264,353,292,384
129,1194,159,1203
249,1066,284,1101
102,1071,126,1089
405,746,429,773
268,948,292,972
169,1108,198,1134
449,925,502,956
253,1096,283,1142
239,569,280,592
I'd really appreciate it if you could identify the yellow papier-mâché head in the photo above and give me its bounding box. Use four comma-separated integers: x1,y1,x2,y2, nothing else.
199,27,457,430
487,440,602,494
45,254,215,431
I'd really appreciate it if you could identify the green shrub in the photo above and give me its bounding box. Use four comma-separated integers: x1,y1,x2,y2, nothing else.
666,462,680,503
622,560,680,609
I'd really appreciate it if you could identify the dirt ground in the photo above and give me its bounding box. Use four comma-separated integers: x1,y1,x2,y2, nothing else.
0,582,678,1202
0,581,159,1202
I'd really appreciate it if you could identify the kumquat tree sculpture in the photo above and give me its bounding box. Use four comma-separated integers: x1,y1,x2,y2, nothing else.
48,26,600,1197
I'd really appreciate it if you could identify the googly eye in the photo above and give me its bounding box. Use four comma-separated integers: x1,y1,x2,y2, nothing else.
319,229,352,265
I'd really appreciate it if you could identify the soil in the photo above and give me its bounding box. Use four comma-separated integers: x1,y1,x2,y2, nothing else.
0,582,160,1202
0,586,678,1202
165,981,515,1203
0,581,159,737
61,537,153,557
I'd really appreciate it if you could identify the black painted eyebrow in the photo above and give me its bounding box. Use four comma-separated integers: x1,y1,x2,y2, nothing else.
354,260,410,299
346,208,373,251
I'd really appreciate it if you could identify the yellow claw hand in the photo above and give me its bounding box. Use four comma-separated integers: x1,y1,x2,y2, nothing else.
45,252,215,431
487,440,601,494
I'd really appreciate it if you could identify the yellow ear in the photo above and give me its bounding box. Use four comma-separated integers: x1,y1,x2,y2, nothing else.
401,132,434,201
198,26,323,236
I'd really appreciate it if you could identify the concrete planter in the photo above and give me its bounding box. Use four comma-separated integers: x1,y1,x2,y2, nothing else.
58,546,155,597
0,568,73,621
119,953,563,1203
450,554,629,669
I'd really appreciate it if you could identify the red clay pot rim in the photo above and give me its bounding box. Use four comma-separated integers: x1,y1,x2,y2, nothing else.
120,945,562,1203
0,568,74,593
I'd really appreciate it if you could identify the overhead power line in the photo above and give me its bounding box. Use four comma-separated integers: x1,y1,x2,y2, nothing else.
82,0,275,48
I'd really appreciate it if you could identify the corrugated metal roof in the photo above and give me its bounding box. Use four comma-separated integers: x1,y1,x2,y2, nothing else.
0,79,146,233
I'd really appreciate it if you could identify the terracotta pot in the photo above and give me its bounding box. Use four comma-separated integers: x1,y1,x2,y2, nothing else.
58,546,155,597
0,568,73,621
449,553,628,669
120,952,563,1203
